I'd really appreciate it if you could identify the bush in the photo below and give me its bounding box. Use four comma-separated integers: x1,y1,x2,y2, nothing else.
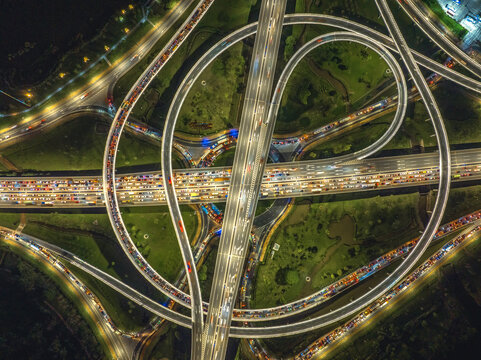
286,270,300,285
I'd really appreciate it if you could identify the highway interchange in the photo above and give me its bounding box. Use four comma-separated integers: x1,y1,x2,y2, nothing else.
2,0,481,358
2,148,481,208
200,0,287,357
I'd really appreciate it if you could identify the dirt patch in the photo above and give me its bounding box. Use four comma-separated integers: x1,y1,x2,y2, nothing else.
306,57,349,102
328,214,356,245
285,201,311,226
300,214,356,296
0,154,21,172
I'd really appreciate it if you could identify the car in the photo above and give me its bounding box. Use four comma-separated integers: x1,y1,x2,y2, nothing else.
80,92,89,100
466,15,477,24
445,4,457,14
187,261,192,273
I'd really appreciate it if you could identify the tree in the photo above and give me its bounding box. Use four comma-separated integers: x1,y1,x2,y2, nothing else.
284,35,296,61
198,265,208,281
298,87,311,105
286,270,299,285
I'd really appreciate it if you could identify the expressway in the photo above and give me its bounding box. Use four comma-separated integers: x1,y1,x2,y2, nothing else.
200,0,287,357
129,13,410,348
70,0,472,346
216,0,452,341
6,208,481,336
0,229,133,359
0,0,479,358
102,2,215,358
1,148,479,208
98,10,481,325
2,3,478,351
399,0,481,79
209,2,453,340
110,10,479,339
0,0,197,146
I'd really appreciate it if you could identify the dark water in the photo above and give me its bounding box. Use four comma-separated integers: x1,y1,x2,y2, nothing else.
0,0,135,87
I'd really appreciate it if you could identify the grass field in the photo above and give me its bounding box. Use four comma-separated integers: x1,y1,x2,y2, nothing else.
176,42,245,135
387,82,481,151
212,148,236,167
0,206,197,330
122,205,197,282
256,183,481,358
254,183,481,357
322,233,481,360
421,0,468,39
0,115,177,172
115,0,254,136
252,193,422,308
276,29,391,134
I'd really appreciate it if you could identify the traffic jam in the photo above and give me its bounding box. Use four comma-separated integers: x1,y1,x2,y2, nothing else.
0,161,479,207
104,0,215,307
1,229,141,340
295,222,481,360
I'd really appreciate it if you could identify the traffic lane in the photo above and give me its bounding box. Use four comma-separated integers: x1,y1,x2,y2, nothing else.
226,3,454,339
265,31,407,163
283,15,481,94
399,0,481,79
2,11,480,148
0,147,476,188
0,0,197,145
1,158,480,207
202,0,287,356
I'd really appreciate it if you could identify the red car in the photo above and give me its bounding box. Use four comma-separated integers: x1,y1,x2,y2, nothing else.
187,261,192,273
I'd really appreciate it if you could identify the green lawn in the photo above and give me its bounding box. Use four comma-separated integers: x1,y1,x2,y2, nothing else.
442,185,481,223
252,193,422,308
387,82,481,151
212,148,236,167
307,0,385,27
176,43,245,135
322,234,481,360
0,206,198,330
115,0,255,137
276,40,391,135
0,115,164,172
122,205,198,282
255,200,275,217
421,0,468,39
